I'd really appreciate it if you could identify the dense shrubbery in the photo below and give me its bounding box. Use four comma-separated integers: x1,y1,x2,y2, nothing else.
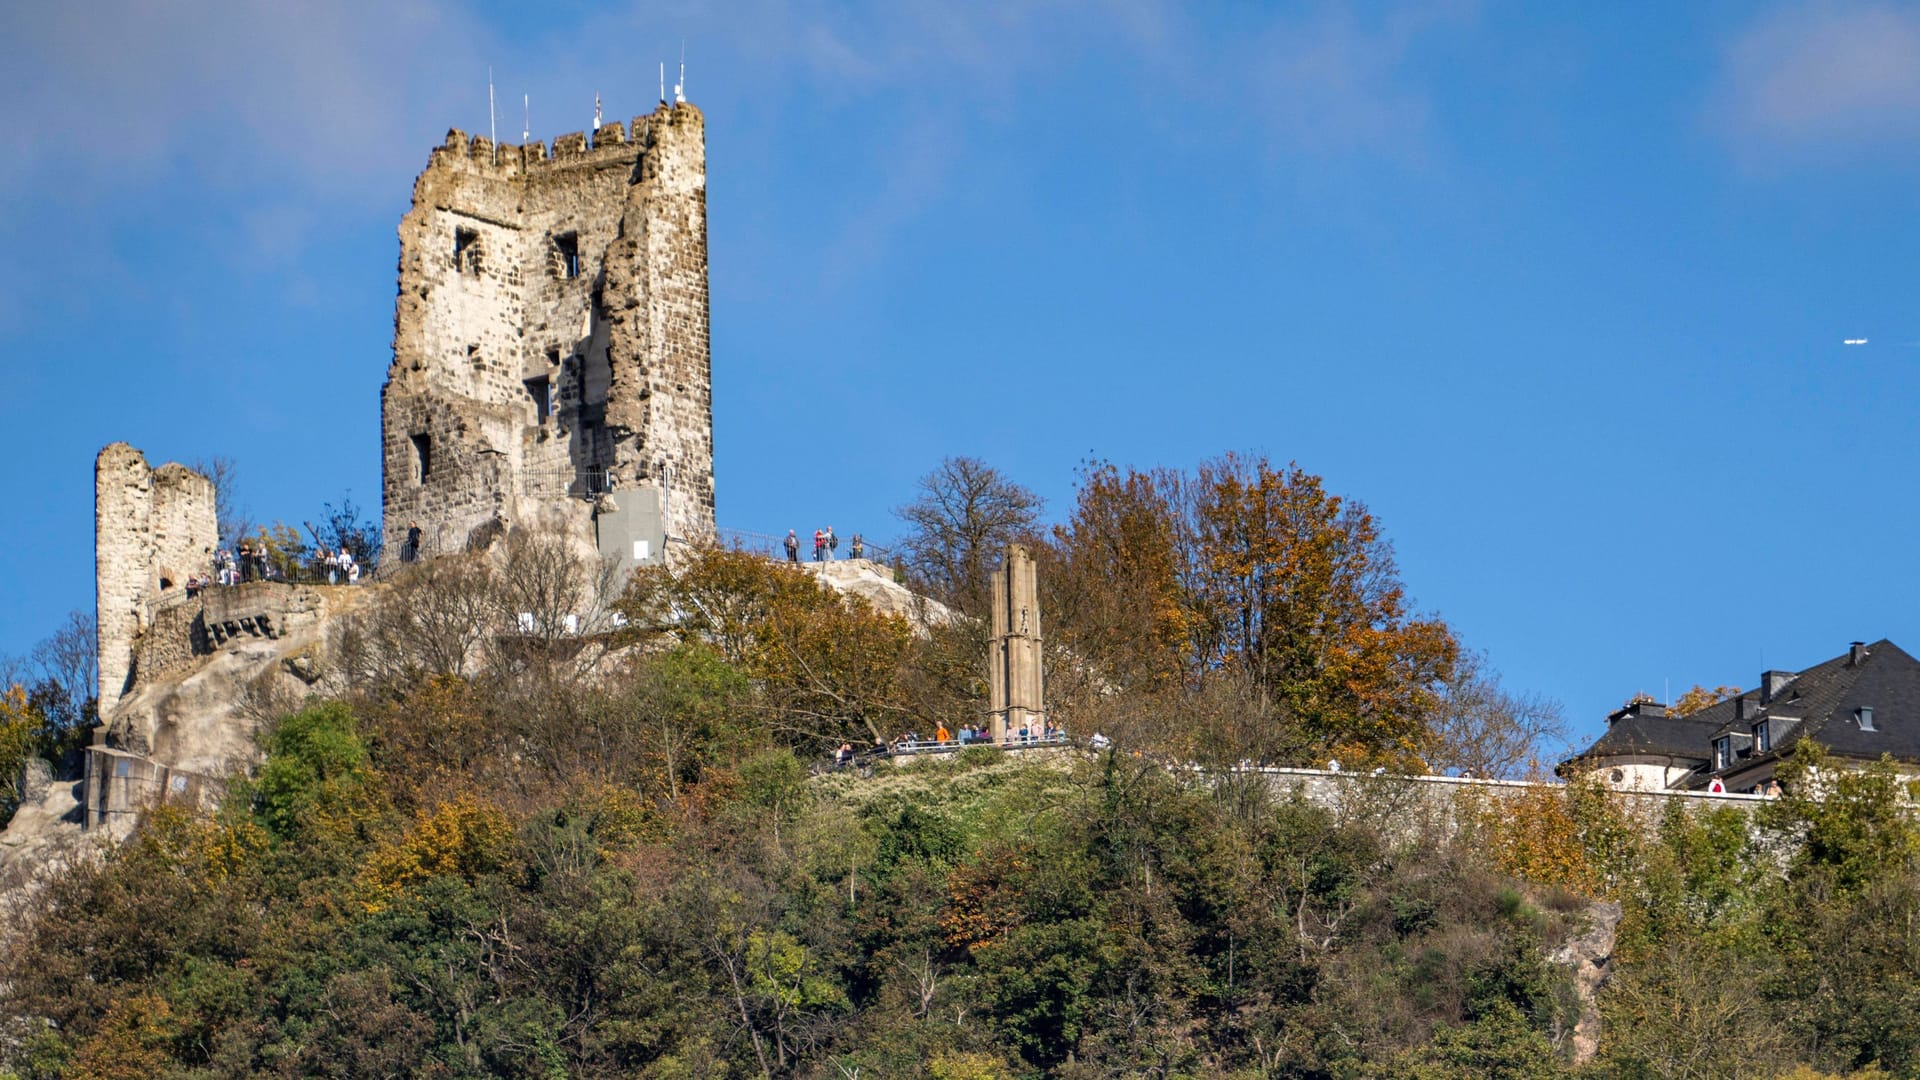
9,460,1920,1077
0,688,1592,1079
9,689,1920,1077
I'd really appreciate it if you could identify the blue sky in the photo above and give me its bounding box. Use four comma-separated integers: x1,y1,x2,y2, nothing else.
4,1,1920,747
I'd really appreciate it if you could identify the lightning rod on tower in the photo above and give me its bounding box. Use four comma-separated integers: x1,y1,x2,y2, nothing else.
522,93,529,143
487,67,497,163
675,42,686,104
594,92,602,130
660,62,666,104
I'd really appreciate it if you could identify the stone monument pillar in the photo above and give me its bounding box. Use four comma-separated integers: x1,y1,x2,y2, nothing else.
988,543,1044,741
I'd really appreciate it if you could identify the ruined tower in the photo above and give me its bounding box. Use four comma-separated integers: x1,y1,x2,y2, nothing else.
988,544,1045,740
94,444,217,715
381,100,714,565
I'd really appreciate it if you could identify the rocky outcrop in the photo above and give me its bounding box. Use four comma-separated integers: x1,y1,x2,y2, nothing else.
1552,900,1623,1065
0,774,91,923
83,582,374,829
800,558,954,631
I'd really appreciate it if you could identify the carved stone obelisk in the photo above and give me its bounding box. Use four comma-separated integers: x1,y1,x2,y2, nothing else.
988,544,1045,741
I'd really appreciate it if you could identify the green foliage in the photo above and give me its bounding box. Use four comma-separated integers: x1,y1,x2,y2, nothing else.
1762,741,1920,893
22,657,1920,1079
0,680,96,830
249,701,377,844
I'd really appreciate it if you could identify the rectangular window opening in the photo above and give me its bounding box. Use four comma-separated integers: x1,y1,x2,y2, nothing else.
453,226,481,273
1714,736,1731,770
1857,706,1876,731
410,432,432,485
554,232,581,279
525,376,551,423
1754,720,1771,754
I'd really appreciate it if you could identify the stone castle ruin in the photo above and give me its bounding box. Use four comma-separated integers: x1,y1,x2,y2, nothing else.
94,444,217,717
382,100,715,567
49,100,720,837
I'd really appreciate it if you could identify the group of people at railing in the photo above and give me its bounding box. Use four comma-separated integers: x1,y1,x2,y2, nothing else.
784,526,867,563
183,540,367,597
832,720,1070,766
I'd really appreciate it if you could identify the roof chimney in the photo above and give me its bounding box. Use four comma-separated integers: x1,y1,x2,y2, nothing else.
1607,698,1667,724
1762,670,1795,703
1850,641,1868,667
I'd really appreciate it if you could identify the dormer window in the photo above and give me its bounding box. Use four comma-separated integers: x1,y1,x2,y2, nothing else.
1753,720,1771,754
1856,706,1876,732
1714,736,1732,770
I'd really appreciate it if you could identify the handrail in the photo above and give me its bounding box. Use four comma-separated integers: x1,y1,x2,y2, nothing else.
719,526,892,564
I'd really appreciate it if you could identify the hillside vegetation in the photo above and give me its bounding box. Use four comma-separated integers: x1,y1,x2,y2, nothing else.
5,454,1920,1077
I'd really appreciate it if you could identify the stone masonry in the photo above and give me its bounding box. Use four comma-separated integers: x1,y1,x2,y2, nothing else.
94,444,216,715
381,100,714,563
989,544,1045,740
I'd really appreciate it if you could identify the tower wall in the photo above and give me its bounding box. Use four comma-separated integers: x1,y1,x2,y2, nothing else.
94,445,216,714
603,105,714,542
381,102,714,560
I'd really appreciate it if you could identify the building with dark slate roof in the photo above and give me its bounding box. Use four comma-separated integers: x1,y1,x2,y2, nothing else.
1562,639,1920,793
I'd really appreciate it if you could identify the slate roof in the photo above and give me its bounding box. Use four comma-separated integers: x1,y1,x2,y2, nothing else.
1571,707,1720,764
1740,639,1920,762
1569,639,1920,783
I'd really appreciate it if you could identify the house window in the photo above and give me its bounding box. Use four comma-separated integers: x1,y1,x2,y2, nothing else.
1856,706,1876,732
410,432,432,484
554,232,581,279
1753,720,1771,754
525,376,551,423
1714,736,1732,770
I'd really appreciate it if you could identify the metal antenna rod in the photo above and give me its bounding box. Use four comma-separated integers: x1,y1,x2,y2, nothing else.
523,93,529,143
660,62,666,104
488,67,497,163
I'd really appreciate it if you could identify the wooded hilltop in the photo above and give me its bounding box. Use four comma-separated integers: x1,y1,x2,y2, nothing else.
3,454,1918,1078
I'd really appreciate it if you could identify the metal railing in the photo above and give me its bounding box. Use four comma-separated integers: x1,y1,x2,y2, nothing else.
189,556,374,591
519,466,612,499
719,527,893,565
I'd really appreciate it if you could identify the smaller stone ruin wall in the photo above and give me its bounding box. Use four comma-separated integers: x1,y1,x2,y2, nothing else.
132,598,208,686
95,445,216,715
82,747,224,832
200,581,336,645
150,463,216,592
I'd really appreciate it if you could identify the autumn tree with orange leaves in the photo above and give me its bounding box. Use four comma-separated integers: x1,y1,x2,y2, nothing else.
1041,454,1458,765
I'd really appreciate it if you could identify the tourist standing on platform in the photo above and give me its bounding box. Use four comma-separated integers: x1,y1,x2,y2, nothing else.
813,529,826,561
784,530,800,562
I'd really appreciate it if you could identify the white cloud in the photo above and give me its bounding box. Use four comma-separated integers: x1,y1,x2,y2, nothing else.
0,0,492,205
1714,2,1920,159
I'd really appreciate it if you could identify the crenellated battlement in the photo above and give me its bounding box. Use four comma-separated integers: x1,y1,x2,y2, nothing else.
425,103,705,181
